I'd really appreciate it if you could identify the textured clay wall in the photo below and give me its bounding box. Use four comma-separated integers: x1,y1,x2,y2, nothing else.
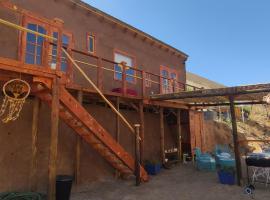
0,0,186,95
0,94,176,192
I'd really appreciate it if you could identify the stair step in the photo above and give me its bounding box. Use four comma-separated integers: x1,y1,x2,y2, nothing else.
35,85,148,182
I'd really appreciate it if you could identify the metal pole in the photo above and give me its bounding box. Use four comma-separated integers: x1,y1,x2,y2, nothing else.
134,124,141,186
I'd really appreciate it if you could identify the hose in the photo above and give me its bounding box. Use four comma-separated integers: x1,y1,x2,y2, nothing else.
0,192,46,200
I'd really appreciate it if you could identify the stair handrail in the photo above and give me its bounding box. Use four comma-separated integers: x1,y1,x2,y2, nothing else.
0,17,136,135
62,48,136,134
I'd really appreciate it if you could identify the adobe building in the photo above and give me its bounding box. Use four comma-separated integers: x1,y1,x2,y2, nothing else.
0,0,207,198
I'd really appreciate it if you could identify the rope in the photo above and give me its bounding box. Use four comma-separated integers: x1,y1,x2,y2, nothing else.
0,192,45,200
62,48,136,135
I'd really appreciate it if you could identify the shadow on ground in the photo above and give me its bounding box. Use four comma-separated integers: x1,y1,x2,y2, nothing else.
71,164,270,200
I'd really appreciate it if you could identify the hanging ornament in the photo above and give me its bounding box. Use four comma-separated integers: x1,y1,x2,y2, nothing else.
0,79,30,123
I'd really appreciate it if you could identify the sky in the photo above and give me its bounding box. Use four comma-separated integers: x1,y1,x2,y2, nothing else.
83,0,270,86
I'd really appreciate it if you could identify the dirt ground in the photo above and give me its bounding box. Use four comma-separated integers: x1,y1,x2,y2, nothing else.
71,164,270,200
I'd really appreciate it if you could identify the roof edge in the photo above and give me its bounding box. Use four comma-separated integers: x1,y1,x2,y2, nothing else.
69,0,189,59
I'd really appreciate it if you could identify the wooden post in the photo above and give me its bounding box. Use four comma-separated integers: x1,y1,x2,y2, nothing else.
115,97,120,178
139,101,144,163
116,97,120,142
30,97,41,191
48,78,60,200
75,90,83,185
142,71,146,98
134,124,141,186
122,65,126,96
160,107,165,164
176,109,182,161
229,96,242,186
97,57,103,90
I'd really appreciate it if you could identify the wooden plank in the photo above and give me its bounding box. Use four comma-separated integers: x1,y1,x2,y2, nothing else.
143,99,189,109
229,96,242,186
59,86,148,181
97,57,103,90
116,97,120,143
190,101,265,107
30,97,41,191
151,83,270,101
176,109,182,161
160,107,165,164
115,97,120,178
139,101,144,163
189,111,196,157
75,90,83,185
141,71,146,97
35,91,133,177
134,124,141,186
122,66,126,96
47,78,60,200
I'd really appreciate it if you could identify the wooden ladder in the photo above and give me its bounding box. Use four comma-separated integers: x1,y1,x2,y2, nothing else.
35,84,148,182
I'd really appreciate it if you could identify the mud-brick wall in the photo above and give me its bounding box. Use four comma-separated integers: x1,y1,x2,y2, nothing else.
1,0,186,96
0,95,176,192
0,6,20,60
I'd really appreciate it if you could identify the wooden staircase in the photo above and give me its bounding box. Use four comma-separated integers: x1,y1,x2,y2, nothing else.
35,82,148,182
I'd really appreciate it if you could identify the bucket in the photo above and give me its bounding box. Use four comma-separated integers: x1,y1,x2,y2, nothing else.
56,175,73,200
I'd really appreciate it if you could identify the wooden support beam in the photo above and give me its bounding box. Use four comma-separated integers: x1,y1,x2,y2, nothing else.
151,83,270,101
97,57,103,90
139,101,145,163
75,90,83,185
30,97,41,191
143,99,189,109
190,101,265,107
229,96,242,186
134,124,141,186
48,78,60,200
122,66,126,96
141,71,146,98
115,97,120,178
116,97,120,143
176,109,182,161
160,107,165,164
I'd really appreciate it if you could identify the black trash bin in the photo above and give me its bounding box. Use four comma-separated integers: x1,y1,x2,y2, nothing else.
56,175,73,200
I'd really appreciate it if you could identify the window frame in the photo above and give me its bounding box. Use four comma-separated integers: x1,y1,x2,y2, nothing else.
113,49,137,84
20,13,75,80
86,32,96,55
160,65,179,94
21,16,50,67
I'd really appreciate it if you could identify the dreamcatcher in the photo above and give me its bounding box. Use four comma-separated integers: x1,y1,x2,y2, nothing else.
0,79,31,123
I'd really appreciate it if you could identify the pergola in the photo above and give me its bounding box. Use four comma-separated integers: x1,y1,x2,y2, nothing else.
151,83,270,186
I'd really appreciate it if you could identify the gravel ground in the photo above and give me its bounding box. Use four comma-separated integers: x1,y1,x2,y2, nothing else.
71,164,270,200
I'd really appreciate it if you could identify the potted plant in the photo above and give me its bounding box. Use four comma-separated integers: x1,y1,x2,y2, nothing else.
217,165,235,185
144,159,162,175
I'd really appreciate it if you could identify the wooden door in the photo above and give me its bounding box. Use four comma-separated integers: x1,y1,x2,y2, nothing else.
189,110,204,156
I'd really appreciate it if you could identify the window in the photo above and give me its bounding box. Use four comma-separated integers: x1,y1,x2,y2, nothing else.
114,52,135,83
160,66,179,94
50,32,71,72
145,73,151,87
50,32,58,69
61,34,69,72
25,23,46,65
87,34,95,54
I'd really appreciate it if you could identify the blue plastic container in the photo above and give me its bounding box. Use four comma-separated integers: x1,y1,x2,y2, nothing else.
217,171,235,185
145,163,161,175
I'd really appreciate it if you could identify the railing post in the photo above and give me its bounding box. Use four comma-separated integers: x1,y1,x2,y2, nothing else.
142,71,146,98
122,65,127,96
134,124,141,186
97,57,103,90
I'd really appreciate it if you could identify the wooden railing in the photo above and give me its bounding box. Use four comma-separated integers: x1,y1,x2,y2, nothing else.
0,16,201,99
